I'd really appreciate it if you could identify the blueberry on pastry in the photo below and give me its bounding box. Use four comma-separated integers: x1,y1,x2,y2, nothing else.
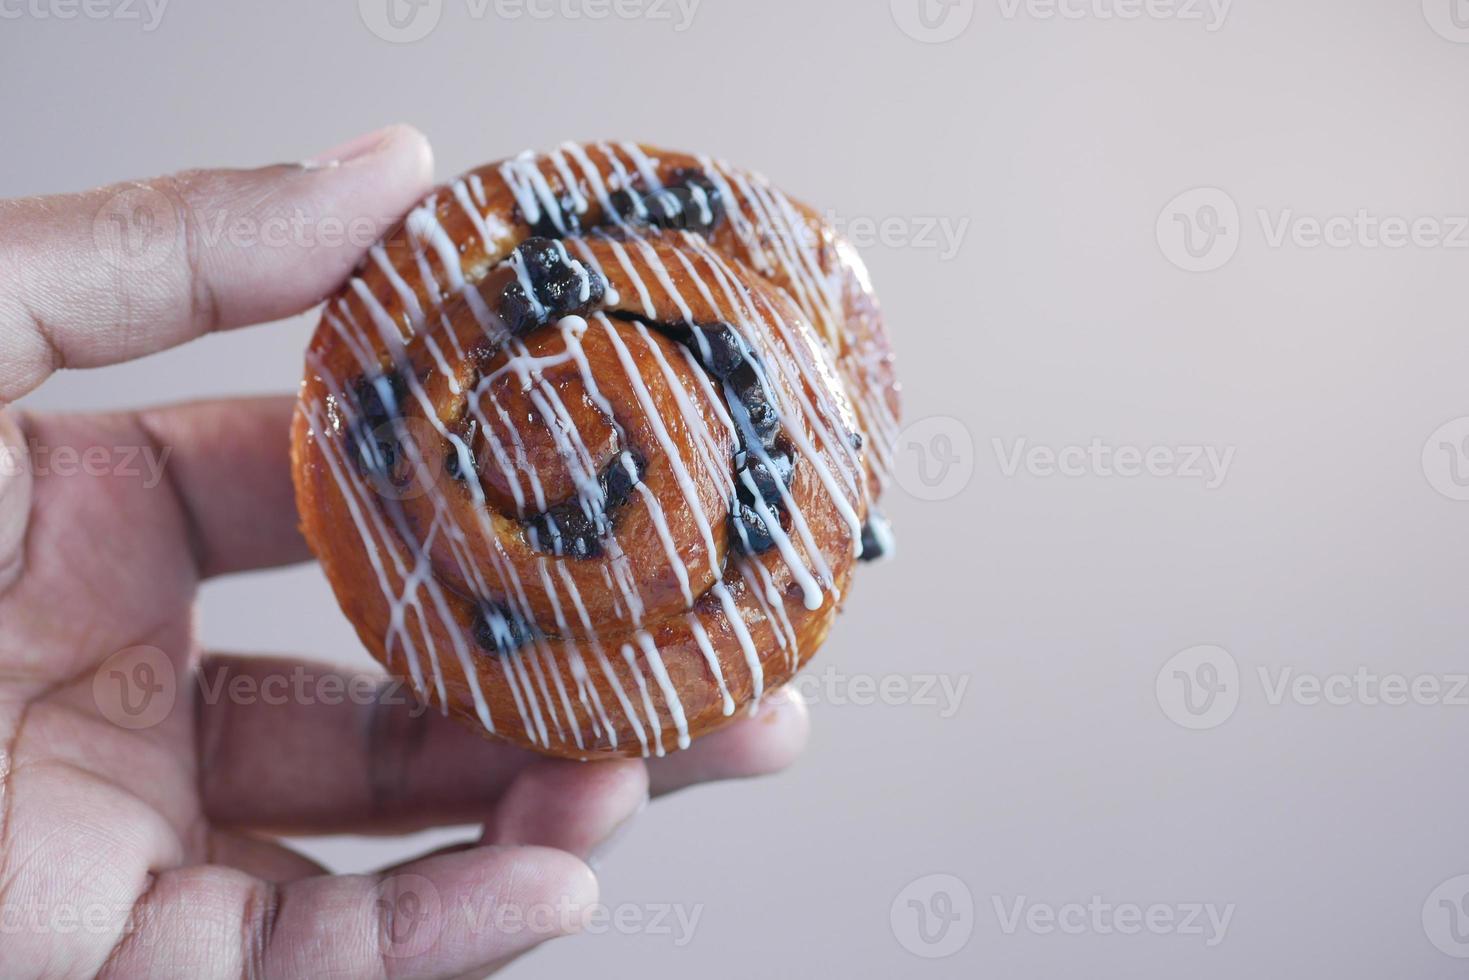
291,142,900,759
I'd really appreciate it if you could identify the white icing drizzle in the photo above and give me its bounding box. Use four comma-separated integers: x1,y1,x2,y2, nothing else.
687,614,735,716
711,580,764,709
637,631,690,750
304,378,497,734
620,641,666,757
595,312,723,581
301,142,890,756
682,234,866,556
629,319,736,501
547,147,591,217
452,178,495,249
742,560,799,670
369,245,425,332
619,142,664,190
600,227,853,600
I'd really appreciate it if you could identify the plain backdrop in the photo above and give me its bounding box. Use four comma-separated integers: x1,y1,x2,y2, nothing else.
8,0,1469,976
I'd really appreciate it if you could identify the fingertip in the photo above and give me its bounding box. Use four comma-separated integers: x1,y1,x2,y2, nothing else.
552,851,601,934
470,842,600,897
488,844,600,936
207,124,435,328
732,686,812,777
304,123,433,177
488,758,649,861
648,686,811,796
352,123,435,194
400,843,600,946
383,123,435,181
295,122,435,227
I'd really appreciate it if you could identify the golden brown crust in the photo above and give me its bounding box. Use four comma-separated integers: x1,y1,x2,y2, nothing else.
291,142,898,759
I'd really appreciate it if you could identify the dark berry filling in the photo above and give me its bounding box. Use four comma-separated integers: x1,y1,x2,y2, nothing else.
730,445,795,555
517,189,583,239
525,451,645,559
438,418,476,484
658,320,747,380
472,602,534,654
858,512,892,562
495,237,608,336
438,166,851,651
349,369,410,482
602,313,796,558
609,169,724,233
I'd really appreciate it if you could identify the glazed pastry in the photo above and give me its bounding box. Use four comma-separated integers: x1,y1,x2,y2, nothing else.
290,142,899,759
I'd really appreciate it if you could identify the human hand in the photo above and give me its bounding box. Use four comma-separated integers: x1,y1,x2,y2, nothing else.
0,125,810,978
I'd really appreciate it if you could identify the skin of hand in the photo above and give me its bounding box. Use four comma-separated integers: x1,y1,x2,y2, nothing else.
0,125,810,979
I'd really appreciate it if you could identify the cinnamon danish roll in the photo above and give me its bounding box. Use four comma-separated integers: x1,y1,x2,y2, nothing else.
290,142,899,759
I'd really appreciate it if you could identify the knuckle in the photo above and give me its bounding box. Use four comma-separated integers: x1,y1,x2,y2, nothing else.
363,685,430,818
238,878,281,980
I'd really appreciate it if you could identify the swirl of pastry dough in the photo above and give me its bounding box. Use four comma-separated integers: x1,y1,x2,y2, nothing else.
291,142,899,758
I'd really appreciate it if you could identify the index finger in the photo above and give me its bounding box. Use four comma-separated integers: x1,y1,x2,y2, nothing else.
0,124,434,405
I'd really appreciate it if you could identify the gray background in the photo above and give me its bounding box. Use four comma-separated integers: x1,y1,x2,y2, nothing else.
8,0,1469,975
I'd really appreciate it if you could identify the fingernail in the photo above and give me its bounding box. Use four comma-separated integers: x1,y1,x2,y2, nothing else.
302,126,394,169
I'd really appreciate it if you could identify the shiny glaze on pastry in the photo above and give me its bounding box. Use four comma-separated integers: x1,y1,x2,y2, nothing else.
291,142,899,759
